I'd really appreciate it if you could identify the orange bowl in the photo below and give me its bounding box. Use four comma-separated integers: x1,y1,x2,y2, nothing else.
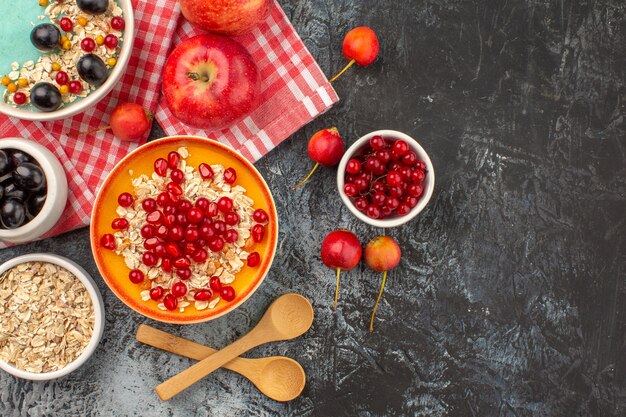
90,136,278,324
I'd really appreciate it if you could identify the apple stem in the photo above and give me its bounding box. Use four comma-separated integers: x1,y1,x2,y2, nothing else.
186,72,210,82
292,162,320,190
369,270,388,332
329,59,356,83
70,125,111,137
333,267,341,311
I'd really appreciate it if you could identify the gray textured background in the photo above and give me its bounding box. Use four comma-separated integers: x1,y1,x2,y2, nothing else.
1,0,625,416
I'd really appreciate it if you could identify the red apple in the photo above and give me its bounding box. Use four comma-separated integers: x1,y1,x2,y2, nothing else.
162,34,260,130
109,103,152,141
364,236,401,332
179,0,271,36
320,229,362,310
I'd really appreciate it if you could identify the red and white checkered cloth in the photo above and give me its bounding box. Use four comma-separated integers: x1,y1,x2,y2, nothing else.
0,0,338,245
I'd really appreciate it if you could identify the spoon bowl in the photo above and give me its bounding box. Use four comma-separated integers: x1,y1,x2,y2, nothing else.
266,293,315,340
257,357,306,402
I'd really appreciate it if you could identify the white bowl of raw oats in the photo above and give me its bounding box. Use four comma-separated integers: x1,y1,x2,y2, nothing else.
0,253,104,380
0,0,134,121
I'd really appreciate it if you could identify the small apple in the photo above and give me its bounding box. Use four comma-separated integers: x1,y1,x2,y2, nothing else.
364,235,401,332
293,127,344,189
320,229,362,310
179,0,271,36
330,26,380,83
162,34,260,130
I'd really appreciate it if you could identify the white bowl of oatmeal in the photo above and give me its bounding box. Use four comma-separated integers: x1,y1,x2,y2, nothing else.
0,0,134,121
0,253,104,380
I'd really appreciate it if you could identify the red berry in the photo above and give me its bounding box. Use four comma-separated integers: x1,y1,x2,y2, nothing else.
365,157,385,175
402,151,417,166
111,217,129,229
386,171,403,187
354,197,368,212
224,229,239,243
252,208,268,223
129,269,144,284
386,197,400,210
209,276,222,292
372,181,386,194
354,177,369,191
225,212,239,226
410,169,425,184
399,166,412,180
142,252,157,266
13,92,26,105
251,224,265,243
146,210,163,225
68,80,82,94
171,281,187,298
344,183,358,197
150,286,164,300
154,158,168,176
111,16,125,30
403,195,419,208
217,197,233,213
396,204,411,215
366,205,381,219
60,17,73,32
205,202,218,218
345,159,362,175
167,151,180,169
195,197,209,212
186,208,204,224
388,186,403,198
104,34,118,49
370,135,386,150
392,140,410,157
55,71,69,85
170,169,184,184
223,168,236,184
199,163,214,180
247,252,260,267
140,224,155,239
208,236,224,252
376,149,391,164
220,286,236,301
163,294,178,310
81,37,96,52
416,160,427,171
407,184,423,198
372,192,386,206
176,268,191,280
100,234,116,250
168,225,184,241
118,192,133,207
194,289,212,301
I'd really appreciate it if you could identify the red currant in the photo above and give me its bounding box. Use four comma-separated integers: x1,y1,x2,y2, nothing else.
410,169,425,183
376,149,391,164
372,181,386,194
13,93,26,105
129,269,144,284
223,167,237,184
118,192,133,207
354,177,369,191
396,204,411,215
365,157,385,175
150,286,164,301
370,135,386,150
253,208,268,223
220,286,236,301
55,71,69,85
372,192,386,206
402,151,417,166
386,171,403,187
366,205,381,219
354,197,369,212
386,197,400,210
388,186,403,198
392,140,409,156
416,160,427,171
111,16,125,31
104,34,118,49
81,37,96,52
60,17,73,32
407,184,423,198
345,159,362,175
247,252,261,267
163,294,178,310
100,234,116,250
344,183,358,197
68,80,82,94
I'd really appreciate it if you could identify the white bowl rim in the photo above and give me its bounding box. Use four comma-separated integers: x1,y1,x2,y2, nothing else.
336,129,435,228
0,253,105,380
0,0,135,121
0,137,68,241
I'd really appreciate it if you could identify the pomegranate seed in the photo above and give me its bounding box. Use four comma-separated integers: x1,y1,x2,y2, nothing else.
344,183,358,197
104,34,118,49
354,198,368,212
217,197,233,213
146,210,164,225
345,159,362,175
198,163,214,180
212,220,226,235
168,192,180,204
140,224,155,239
129,269,144,284
118,192,134,207
81,37,96,52
100,234,116,250
184,243,198,256
392,140,410,157
154,158,168,176
164,214,176,227
164,243,180,258
143,237,159,250
366,205,381,219
196,238,207,247
209,276,222,291
220,286,236,302
224,212,239,226
194,289,212,301
177,268,192,280
163,206,175,215
111,16,125,30
224,229,238,243
171,281,188,298
386,171,403,187
59,17,73,32
410,169,425,183
223,168,236,184
69,80,82,94
191,248,208,263
247,252,260,267
175,213,187,224
162,258,173,273
13,93,26,105
376,149,391,164
170,169,184,184
252,208,268,223
110,218,128,230
142,198,157,212
163,294,178,310
167,182,183,196
167,151,180,169
402,151,418,166
168,225,184,241
185,226,200,241
150,286,164,300
251,224,265,243
372,192,386,206
199,224,215,239
205,202,218,218
174,256,190,269
208,237,224,252
195,197,209,212
396,204,411,215
156,192,171,207
407,184,423,197
156,225,169,239
370,135,386,150
186,208,204,223
55,70,69,85
142,252,157,266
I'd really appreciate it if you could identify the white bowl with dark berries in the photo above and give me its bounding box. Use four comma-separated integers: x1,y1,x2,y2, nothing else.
0,0,134,121
337,130,434,228
0,138,68,243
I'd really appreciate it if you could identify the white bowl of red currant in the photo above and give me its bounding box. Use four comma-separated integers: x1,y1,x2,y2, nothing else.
337,130,435,228
0,138,68,243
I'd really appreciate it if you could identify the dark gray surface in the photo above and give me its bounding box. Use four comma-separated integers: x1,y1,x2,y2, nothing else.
1,0,625,416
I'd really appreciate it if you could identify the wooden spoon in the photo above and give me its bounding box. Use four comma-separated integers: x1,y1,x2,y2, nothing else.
155,293,314,400
136,324,306,402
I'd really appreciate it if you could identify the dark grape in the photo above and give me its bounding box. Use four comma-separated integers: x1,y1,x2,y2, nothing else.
13,162,46,192
30,24,61,52
0,150,13,176
3,182,27,201
27,193,47,218
77,0,109,15
77,54,109,85
8,149,33,166
0,198,26,229
30,83,62,112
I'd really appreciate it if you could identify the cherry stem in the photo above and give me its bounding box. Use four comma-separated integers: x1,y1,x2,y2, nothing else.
369,270,387,332
69,110,153,137
329,59,356,83
333,267,341,312
292,162,320,190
